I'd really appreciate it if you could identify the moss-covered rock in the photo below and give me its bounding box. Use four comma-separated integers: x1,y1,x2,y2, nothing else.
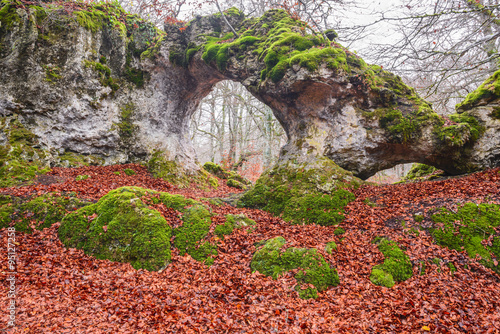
203,162,251,187
370,238,413,288
147,150,219,190
251,237,340,299
401,163,441,182
430,202,500,274
239,158,359,226
59,187,172,271
0,192,90,233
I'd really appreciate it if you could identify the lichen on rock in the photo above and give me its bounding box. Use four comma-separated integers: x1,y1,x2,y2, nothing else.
250,236,340,299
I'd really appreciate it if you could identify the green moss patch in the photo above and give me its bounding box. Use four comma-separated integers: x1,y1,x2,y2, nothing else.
370,238,413,288
251,237,340,299
172,203,217,266
203,162,251,187
0,192,90,233
430,202,500,274
75,174,89,181
84,60,120,93
59,187,172,271
401,163,440,182
239,158,359,226
214,213,256,239
456,70,500,111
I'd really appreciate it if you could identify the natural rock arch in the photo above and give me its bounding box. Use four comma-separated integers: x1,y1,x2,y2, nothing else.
0,3,499,183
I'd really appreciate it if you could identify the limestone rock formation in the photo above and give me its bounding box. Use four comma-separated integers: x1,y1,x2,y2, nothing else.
1,1,499,187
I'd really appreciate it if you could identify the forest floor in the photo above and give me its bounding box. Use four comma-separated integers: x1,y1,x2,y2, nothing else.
1,164,500,333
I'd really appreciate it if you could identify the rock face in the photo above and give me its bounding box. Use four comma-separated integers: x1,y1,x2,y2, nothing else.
1,2,499,181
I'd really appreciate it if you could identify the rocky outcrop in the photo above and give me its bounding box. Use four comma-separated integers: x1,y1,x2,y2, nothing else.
1,1,499,184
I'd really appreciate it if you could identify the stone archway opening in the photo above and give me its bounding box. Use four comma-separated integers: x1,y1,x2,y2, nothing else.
190,80,287,181
366,164,414,184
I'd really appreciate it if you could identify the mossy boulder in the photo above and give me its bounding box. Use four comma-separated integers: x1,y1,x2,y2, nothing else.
0,192,90,233
59,187,172,271
147,151,219,190
430,202,500,274
370,238,413,288
203,162,251,187
239,158,359,226
251,237,340,299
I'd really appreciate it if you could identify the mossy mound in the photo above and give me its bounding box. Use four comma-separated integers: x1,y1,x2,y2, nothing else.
251,237,340,299
59,187,172,271
0,192,90,233
203,162,251,188
0,117,51,187
370,238,413,288
430,202,500,274
456,70,500,111
147,151,219,190
214,213,256,239
59,186,220,269
238,158,359,226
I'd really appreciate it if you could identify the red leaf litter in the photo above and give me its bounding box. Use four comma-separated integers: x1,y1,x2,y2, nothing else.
1,165,500,333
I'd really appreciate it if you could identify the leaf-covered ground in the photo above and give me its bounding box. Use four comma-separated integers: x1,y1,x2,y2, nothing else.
1,165,500,333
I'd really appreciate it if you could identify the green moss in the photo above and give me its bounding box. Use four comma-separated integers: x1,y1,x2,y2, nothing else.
214,213,256,239
403,163,438,181
75,174,89,181
239,158,359,226
325,241,337,254
116,103,136,141
203,162,251,187
370,268,395,288
430,202,500,274
448,262,457,274
42,64,62,83
456,70,500,111
84,60,120,93
124,168,136,176
283,192,354,226
1,192,90,233
0,3,21,32
147,150,217,189
59,187,171,271
370,238,413,287
114,171,120,175
226,178,246,189
58,152,104,167
333,227,346,235
173,204,217,265
251,237,340,299
0,118,51,187
414,214,424,223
